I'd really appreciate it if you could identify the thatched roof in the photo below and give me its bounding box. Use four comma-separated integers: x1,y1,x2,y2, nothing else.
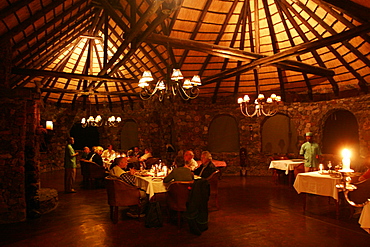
1,0,370,108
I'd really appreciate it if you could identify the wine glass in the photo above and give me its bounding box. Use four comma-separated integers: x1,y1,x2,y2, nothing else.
328,162,332,172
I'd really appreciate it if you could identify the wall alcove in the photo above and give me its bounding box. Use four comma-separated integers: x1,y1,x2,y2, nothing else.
261,114,298,156
322,110,360,167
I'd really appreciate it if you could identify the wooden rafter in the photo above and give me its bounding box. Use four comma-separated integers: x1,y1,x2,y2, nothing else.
147,33,335,77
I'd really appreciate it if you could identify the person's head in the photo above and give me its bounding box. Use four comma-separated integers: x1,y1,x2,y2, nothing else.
127,150,134,157
184,150,194,162
95,146,104,155
305,132,313,142
67,137,74,144
117,157,128,169
174,156,185,167
145,148,152,154
83,146,90,154
134,146,140,153
201,151,212,165
107,144,113,151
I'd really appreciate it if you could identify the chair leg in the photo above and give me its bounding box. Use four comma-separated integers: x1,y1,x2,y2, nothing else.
113,206,119,224
177,211,181,232
110,206,114,220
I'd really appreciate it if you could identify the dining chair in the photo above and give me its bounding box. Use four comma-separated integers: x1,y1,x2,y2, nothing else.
166,181,194,231
144,157,161,169
85,162,106,189
105,177,142,224
207,170,220,210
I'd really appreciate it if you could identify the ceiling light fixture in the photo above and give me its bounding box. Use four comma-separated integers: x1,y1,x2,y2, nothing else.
237,0,282,118
138,69,201,101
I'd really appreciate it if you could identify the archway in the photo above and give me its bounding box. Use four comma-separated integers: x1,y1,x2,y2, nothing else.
120,120,139,151
70,123,100,150
208,115,239,152
322,110,359,156
261,114,298,155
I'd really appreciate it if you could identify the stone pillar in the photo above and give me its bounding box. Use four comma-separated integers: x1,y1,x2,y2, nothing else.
0,99,27,223
24,99,41,218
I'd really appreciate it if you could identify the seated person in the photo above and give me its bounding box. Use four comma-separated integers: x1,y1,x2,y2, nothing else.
194,151,218,179
109,157,147,217
163,156,194,183
184,150,199,171
101,144,116,162
126,150,140,170
80,146,91,160
359,157,370,182
89,146,104,167
139,148,153,162
133,146,143,158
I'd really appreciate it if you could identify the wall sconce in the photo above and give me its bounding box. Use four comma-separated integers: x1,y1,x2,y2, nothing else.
46,121,53,130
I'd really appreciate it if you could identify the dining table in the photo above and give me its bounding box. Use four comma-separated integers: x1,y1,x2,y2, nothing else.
293,171,342,218
135,174,167,200
269,159,305,175
359,203,370,234
269,159,304,184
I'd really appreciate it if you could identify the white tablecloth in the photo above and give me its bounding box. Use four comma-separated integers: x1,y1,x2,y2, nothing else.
135,176,167,199
293,171,342,201
359,203,370,234
269,160,304,175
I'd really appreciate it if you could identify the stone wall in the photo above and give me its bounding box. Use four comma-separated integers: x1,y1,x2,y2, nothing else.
0,97,27,223
39,94,370,176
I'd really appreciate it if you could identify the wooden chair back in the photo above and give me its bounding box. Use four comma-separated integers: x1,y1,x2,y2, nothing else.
207,170,220,210
105,177,141,207
167,181,194,212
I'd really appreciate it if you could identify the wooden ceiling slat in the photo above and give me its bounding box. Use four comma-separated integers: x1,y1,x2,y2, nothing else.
97,0,164,76
2,0,70,40
0,0,34,21
12,1,89,51
13,9,97,67
12,68,137,83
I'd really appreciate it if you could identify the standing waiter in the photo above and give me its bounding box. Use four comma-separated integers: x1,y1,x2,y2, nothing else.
64,137,79,193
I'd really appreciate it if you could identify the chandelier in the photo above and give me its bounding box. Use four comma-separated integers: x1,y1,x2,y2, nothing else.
237,0,281,118
138,69,201,101
238,93,281,117
81,115,121,128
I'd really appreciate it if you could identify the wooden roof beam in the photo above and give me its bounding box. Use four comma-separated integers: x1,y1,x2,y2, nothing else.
201,22,370,85
11,68,137,83
147,33,335,77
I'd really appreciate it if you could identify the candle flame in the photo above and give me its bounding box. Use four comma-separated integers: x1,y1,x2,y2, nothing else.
341,149,351,158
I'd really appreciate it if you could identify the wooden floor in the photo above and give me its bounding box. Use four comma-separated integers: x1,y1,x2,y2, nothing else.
1,170,370,247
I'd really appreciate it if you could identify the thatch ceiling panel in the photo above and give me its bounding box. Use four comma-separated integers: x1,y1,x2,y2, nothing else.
2,0,370,105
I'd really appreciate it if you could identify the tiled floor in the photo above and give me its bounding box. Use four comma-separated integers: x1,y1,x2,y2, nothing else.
1,170,369,247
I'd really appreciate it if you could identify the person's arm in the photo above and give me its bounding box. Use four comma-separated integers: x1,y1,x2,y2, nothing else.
163,170,175,183
120,172,136,186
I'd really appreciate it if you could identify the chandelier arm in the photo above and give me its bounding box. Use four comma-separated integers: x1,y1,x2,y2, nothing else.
260,103,278,116
178,85,199,100
239,103,258,117
171,82,178,96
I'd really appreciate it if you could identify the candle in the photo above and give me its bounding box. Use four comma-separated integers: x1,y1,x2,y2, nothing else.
46,121,53,130
340,148,354,172
319,164,323,173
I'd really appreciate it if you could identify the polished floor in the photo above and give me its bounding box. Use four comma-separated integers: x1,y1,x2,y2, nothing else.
1,170,370,247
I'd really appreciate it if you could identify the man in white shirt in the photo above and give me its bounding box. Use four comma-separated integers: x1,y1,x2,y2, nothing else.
184,150,199,171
